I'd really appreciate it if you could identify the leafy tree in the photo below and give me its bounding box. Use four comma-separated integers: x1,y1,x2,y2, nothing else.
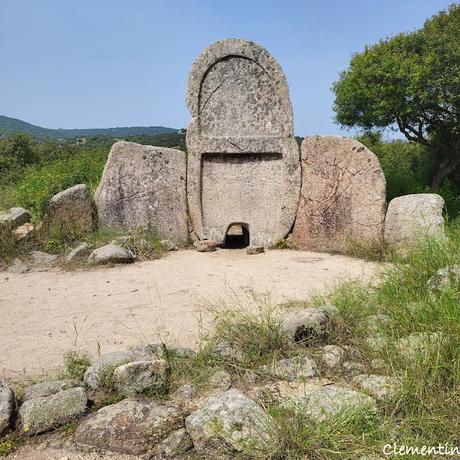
333,4,460,188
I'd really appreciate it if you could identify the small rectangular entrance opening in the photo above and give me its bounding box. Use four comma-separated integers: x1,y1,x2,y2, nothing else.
224,223,249,248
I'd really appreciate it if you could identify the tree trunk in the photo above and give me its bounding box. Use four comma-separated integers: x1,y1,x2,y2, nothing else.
431,156,460,188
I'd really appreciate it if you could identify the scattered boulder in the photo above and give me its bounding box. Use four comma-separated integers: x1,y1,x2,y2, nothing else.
364,335,389,353
19,387,87,435
428,264,460,291
384,193,445,253
352,374,398,400
95,141,188,245
87,244,134,265
154,427,193,458
396,332,444,359
292,136,386,254
195,239,217,252
30,250,58,266
185,389,276,458
6,258,29,274
281,307,329,342
24,379,79,401
83,351,142,390
43,184,94,233
74,399,183,455
113,358,169,396
173,384,197,400
208,369,232,390
260,355,318,381
342,361,366,375
66,242,90,262
0,207,31,228
212,340,243,361
321,345,344,368
0,381,15,436
13,222,34,240
160,239,178,251
246,245,264,255
279,382,377,422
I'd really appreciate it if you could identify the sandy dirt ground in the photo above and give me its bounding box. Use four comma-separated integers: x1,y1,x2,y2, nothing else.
0,249,380,382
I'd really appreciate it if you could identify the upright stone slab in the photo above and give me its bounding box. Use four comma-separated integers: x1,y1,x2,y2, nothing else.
292,136,386,253
186,39,301,247
95,141,188,245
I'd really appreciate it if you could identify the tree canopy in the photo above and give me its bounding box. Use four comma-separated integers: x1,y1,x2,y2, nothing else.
333,4,460,187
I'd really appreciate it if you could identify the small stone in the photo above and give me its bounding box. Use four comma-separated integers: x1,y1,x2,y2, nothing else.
185,389,276,458
281,307,328,342
322,345,344,368
195,239,217,252
30,251,58,266
362,314,391,334
66,242,90,262
208,369,232,390
24,379,79,401
160,239,178,251
342,361,366,374
19,387,87,435
13,222,34,240
83,351,141,390
260,355,318,381
154,427,193,458
74,399,182,455
87,244,134,265
173,384,197,400
352,374,399,400
0,207,31,228
6,258,29,274
428,265,460,291
364,335,389,352
280,382,377,422
396,332,443,359
246,245,264,255
0,381,15,436
113,359,169,396
212,340,243,361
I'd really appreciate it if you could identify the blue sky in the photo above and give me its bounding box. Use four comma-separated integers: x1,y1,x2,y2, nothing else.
0,0,455,136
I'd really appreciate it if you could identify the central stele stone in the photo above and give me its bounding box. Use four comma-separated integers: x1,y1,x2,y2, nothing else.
186,39,301,247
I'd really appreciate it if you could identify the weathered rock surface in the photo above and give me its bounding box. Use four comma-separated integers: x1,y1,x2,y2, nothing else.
160,239,178,251
194,239,217,252
84,351,141,389
396,332,444,359
246,245,264,255
292,136,386,253
66,242,90,262
87,244,133,265
279,382,377,421
428,264,460,291
281,307,329,342
24,379,79,401
44,184,94,233
13,222,34,240
185,388,275,458
95,141,188,244
353,374,398,400
0,381,15,436
384,193,445,252
6,258,29,274
173,384,197,400
30,250,58,266
186,39,301,247
260,355,318,381
19,387,87,435
154,427,193,458
74,399,183,455
0,207,30,228
321,345,344,368
113,359,169,396
208,369,232,390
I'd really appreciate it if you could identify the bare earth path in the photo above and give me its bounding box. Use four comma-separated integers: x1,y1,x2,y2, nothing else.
0,249,380,381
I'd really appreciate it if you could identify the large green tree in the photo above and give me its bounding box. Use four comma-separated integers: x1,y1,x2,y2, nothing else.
333,4,460,188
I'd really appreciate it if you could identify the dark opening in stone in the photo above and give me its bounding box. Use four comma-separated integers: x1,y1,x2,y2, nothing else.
224,223,249,248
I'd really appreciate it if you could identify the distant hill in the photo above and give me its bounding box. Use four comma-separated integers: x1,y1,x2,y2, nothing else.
0,115,178,139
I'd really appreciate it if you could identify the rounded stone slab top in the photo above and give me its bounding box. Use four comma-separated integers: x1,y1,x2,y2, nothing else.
186,39,301,247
